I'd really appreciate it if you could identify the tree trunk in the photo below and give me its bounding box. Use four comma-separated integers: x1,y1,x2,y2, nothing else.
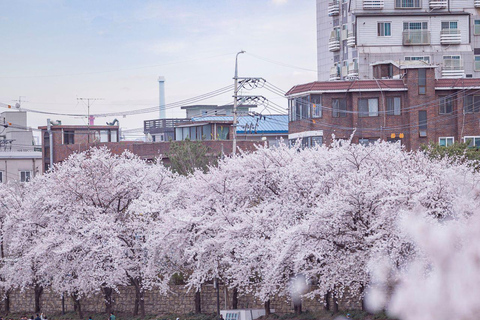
4,289,10,314
195,290,201,314
324,291,331,311
62,294,65,315
232,287,238,310
102,287,114,314
264,300,271,316
360,284,367,312
131,277,145,317
293,299,302,314
34,284,43,313
72,292,83,319
332,292,338,313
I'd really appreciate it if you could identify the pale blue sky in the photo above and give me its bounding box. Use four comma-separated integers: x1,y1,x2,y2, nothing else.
0,0,316,137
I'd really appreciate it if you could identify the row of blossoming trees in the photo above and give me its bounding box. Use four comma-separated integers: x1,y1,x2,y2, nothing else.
0,142,479,320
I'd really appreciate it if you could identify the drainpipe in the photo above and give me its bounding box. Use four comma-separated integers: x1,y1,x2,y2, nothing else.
47,119,53,170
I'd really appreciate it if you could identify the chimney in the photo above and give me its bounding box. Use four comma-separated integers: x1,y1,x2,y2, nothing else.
158,76,166,119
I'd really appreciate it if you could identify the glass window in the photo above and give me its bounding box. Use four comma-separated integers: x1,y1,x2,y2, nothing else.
464,136,480,148
419,111,427,137
441,21,458,30
63,131,74,145
359,138,377,146
189,127,197,141
311,136,323,146
396,0,421,8
418,69,426,95
311,95,322,118
358,98,379,117
217,126,229,140
202,125,212,140
386,97,401,116
332,98,347,118
110,130,117,142
439,96,453,114
20,171,31,182
403,22,428,30
183,127,189,140
475,20,480,35
405,56,430,63
439,137,454,147
377,22,391,37
464,95,480,113
0,171,3,183
475,56,480,71
100,130,109,142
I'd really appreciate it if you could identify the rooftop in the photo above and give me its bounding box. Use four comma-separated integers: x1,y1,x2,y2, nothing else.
180,104,257,109
189,114,288,134
286,79,407,96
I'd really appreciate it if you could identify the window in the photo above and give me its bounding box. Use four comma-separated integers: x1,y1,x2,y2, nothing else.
403,22,428,30
396,0,421,8
439,96,453,114
475,56,480,71
439,137,454,147
443,55,462,70
0,171,3,183
464,136,480,148
464,95,480,113
475,20,480,35
311,95,322,118
358,98,379,117
311,136,323,146
405,56,430,63
386,97,401,115
419,111,427,137
20,171,31,183
63,131,74,145
99,130,109,142
441,21,458,30
377,22,391,37
359,138,377,146
110,131,118,142
217,126,229,140
418,68,426,95
332,98,347,118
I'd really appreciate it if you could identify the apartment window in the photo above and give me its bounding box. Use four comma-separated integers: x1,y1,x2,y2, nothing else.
295,96,310,119
396,0,421,8
311,95,322,118
418,68,426,95
439,137,454,147
465,95,480,113
443,55,462,71
358,98,379,117
403,22,428,30
441,21,458,30
288,99,295,122
20,171,31,183
475,20,480,35
63,130,74,145
439,96,453,114
332,98,347,118
405,56,430,63
377,22,391,37
386,97,401,115
419,111,427,137
359,138,377,146
475,56,480,71
464,136,480,148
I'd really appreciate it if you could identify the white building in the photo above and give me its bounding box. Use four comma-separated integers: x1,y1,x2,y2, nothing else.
0,111,41,183
318,0,480,80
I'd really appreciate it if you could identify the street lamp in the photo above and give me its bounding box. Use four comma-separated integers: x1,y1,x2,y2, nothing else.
232,50,245,154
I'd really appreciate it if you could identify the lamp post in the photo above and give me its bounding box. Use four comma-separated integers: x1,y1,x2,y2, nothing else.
232,50,245,154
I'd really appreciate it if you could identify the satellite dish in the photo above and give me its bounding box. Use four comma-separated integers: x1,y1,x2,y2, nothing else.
15,103,20,109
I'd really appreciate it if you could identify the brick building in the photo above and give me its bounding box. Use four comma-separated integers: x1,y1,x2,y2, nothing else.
286,61,480,150
39,124,262,170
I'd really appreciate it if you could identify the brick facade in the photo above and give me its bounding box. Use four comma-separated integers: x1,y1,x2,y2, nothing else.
287,65,480,150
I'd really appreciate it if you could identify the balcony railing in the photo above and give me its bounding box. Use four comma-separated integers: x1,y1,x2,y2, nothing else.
363,0,384,9
328,1,340,16
328,37,341,51
348,63,359,77
475,0,480,8
403,30,431,45
440,29,461,44
442,60,464,78
347,33,356,47
429,0,447,8
329,67,341,81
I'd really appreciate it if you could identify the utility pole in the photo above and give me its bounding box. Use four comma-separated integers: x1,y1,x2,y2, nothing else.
77,98,103,143
232,50,245,155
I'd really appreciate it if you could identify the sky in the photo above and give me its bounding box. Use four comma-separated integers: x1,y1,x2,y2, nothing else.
0,0,317,140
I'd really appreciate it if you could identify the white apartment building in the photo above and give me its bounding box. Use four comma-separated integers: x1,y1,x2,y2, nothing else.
317,0,480,80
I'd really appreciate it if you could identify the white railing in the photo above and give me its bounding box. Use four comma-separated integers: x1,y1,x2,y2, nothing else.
429,0,447,8
328,2,340,16
403,30,431,45
329,67,341,81
475,0,480,8
347,33,356,47
440,29,461,45
442,59,464,78
328,37,341,51
348,63,359,77
363,0,384,9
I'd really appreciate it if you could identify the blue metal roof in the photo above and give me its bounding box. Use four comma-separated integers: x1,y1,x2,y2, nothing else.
191,114,288,134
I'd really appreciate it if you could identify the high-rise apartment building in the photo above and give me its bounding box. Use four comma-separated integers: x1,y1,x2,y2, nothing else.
317,0,480,80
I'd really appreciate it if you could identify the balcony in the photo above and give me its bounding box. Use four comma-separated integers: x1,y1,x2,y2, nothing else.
363,0,384,9
475,0,480,8
347,32,356,47
442,60,464,78
329,67,341,81
403,30,431,45
328,37,341,51
440,29,461,45
347,62,359,78
429,0,447,8
328,1,340,16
